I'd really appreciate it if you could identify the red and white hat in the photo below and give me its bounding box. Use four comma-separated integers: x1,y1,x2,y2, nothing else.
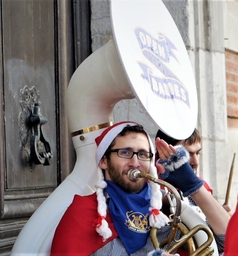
94,121,169,241
95,121,137,165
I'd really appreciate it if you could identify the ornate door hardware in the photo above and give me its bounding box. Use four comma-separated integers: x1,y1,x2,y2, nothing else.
29,103,53,166
19,85,53,167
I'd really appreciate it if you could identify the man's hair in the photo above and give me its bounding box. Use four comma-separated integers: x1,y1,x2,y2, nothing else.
155,129,179,146
105,124,149,157
182,128,201,146
155,128,201,147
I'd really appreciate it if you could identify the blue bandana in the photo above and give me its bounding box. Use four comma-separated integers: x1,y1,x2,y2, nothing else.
105,180,151,254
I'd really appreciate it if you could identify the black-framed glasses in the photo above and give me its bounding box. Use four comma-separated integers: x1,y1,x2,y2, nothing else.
107,148,153,161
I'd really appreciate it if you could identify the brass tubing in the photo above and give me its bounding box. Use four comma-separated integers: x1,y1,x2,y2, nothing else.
137,172,182,220
166,224,214,256
136,172,183,250
137,172,215,255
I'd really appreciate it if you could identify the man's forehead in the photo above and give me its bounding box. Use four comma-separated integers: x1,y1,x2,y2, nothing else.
114,132,150,147
183,142,202,152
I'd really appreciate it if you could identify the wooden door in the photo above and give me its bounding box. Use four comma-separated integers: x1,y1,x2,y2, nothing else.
0,0,90,253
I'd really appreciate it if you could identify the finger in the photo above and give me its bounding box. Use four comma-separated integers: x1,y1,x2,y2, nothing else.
223,204,232,212
156,138,175,159
155,163,165,174
157,149,170,160
168,144,177,154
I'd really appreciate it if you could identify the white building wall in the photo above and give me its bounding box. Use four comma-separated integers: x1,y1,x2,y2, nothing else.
224,0,238,210
191,1,228,203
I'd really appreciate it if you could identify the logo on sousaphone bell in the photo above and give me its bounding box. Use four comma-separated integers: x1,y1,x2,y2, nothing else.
135,27,190,107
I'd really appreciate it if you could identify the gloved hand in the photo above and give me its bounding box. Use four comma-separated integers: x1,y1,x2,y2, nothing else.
147,249,180,256
157,145,204,197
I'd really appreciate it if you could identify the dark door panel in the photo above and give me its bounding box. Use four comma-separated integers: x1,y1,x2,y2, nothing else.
0,0,90,254
2,0,57,199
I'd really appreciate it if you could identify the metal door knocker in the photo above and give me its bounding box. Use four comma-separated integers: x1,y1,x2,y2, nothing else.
29,103,53,166
19,85,53,167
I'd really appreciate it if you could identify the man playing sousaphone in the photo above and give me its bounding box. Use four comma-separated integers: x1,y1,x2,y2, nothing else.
51,122,230,255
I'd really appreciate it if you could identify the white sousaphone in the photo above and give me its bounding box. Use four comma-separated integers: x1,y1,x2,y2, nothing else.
11,0,218,255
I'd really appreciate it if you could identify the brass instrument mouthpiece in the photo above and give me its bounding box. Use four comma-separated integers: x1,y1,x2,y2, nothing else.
128,169,141,181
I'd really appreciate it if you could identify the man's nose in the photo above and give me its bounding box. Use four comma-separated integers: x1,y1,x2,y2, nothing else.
128,154,140,166
190,154,199,165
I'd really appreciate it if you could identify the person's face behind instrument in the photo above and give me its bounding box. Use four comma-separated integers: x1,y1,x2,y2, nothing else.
179,141,201,175
99,132,150,193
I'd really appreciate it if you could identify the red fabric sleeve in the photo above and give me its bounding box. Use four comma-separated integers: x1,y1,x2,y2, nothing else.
202,180,213,194
50,194,118,256
224,203,238,255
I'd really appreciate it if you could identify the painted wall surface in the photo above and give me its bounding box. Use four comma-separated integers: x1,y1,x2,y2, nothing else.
224,0,238,210
91,0,238,212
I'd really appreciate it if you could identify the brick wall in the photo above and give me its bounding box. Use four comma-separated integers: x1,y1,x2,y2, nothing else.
226,49,238,128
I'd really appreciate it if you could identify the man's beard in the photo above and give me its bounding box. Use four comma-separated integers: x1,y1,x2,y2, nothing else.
107,160,147,193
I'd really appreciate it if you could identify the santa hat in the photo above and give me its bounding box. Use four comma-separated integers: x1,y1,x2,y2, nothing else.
94,121,169,241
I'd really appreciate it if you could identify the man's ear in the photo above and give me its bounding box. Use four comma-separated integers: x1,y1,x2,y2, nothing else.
99,156,108,170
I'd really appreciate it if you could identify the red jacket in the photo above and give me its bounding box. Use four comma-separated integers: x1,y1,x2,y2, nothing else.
51,193,191,255
224,203,238,255
51,194,118,256
202,179,213,194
